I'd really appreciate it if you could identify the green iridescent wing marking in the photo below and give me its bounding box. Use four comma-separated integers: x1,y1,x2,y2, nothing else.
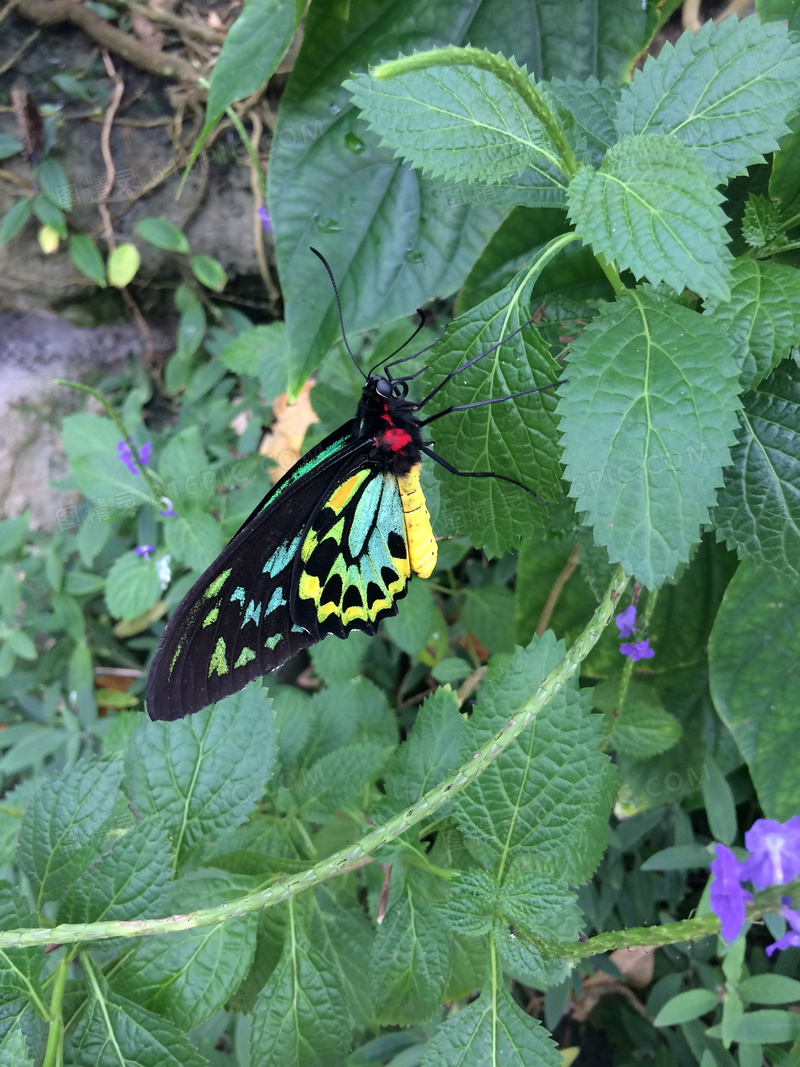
146,426,412,721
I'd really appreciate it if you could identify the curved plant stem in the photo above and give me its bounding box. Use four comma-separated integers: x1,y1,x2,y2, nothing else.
0,567,630,950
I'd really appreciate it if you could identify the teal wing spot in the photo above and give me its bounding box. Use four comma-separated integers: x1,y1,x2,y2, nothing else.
204,567,232,599
209,636,228,676
291,624,306,634
265,587,287,615
263,535,302,577
348,475,383,556
234,646,256,669
265,633,282,650
230,586,245,604
243,600,262,627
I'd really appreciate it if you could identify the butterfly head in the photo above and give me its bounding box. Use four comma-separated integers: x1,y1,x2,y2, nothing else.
357,375,423,475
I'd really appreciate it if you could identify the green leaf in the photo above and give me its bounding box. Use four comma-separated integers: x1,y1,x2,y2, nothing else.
546,76,619,164
0,199,33,245
0,1026,33,1065
36,157,71,209
32,194,66,236
69,235,106,287
742,194,783,248
615,15,800,180
609,698,683,761
0,513,29,558
114,870,257,1030
68,961,206,1067
709,562,800,820
423,264,563,556
309,630,369,684
433,870,497,936
453,631,615,885
126,682,274,863
164,508,224,571
728,1008,800,1044
58,819,171,924
107,242,141,287
218,322,291,402
461,585,516,654
567,135,732,302
653,988,720,1027
703,258,800,390
191,254,227,292
558,289,741,588
135,217,190,253
738,974,800,1006
61,413,154,510
345,55,567,190
382,578,436,656
289,742,393,820
250,906,349,1067
715,362,800,579
419,981,560,1066
701,756,737,847
0,882,44,1012
105,550,162,620
384,687,465,806
0,135,21,160
371,887,449,1025
640,844,713,871
310,886,376,1029
17,759,123,909
206,0,301,125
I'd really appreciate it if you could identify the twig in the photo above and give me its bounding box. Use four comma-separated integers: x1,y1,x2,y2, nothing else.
456,665,487,705
0,28,39,76
681,0,702,32
535,544,581,637
0,0,20,25
714,0,752,21
127,0,226,45
16,0,203,85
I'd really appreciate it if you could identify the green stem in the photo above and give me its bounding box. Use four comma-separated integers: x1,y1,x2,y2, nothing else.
224,106,265,198
54,379,161,500
374,45,579,179
42,955,68,1067
604,587,659,742
0,568,629,950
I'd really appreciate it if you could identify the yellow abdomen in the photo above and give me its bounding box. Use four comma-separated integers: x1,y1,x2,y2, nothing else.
397,465,437,579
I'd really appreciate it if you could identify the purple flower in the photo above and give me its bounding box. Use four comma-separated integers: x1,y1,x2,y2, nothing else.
615,605,637,638
134,544,155,561
710,843,752,942
117,439,151,476
740,817,800,889
258,206,273,234
766,905,800,957
159,496,177,518
620,639,655,661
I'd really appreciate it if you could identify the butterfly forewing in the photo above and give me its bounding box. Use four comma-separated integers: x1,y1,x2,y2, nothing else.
146,431,412,720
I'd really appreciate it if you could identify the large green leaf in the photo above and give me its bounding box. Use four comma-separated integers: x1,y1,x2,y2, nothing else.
345,56,568,190
423,265,563,556
17,760,122,909
703,258,800,391
371,885,450,1025
105,550,162,620
558,290,741,588
250,904,349,1067
453,631,615,885
615,15,800,181
419,981,560,1066
269,0,654,386
0,884,43,1015
567,135,733,302
545,76,620,166
310,887,376,1029
113,870,258,1030
125,682,274,864
58,819,171,924
67,962,206,1067
709,562,800,820
0,1026,33,1066
62,414,154,510
287,741,393,821
384,687,465,806
715,361,800,579
164,508,224,571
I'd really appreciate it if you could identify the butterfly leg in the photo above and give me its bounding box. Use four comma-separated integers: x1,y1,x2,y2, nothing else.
420,446,548,505
419,381,565,426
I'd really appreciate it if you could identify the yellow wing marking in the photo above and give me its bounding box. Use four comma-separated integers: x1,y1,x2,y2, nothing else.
397,464,437,579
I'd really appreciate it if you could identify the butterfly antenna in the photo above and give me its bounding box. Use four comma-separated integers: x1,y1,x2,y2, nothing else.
367,311,427,378
310,246,366,380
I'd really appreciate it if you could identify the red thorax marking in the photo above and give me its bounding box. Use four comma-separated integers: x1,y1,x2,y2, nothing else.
379,428,412,452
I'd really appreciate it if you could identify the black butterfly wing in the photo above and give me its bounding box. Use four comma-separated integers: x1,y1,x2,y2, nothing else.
146,427,413,720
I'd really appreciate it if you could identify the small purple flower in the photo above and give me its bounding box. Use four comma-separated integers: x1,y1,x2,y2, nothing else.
117,439,151,476
258,206,273,234
619,638,655,662
159,496,177,518
710,843,752,942
741,817,800,889
134,544,155,561
615,605,637,638
765,905,800,957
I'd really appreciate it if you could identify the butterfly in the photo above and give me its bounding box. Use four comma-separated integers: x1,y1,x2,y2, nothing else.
146,250,559,721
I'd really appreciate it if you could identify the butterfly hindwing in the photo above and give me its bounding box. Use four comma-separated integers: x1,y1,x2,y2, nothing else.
146,432,413,720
